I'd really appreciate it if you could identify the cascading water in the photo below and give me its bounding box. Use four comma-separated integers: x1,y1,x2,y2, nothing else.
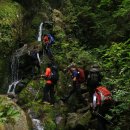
8,46,45,130
7,44,28,95
28,109,44,130
32,119,44,130
11,54,19,82
38,22,43,42
7,80,19,95
37,22,47,61
7,54,20,95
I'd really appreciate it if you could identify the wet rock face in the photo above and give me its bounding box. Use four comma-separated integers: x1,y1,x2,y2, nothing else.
15,82,26,94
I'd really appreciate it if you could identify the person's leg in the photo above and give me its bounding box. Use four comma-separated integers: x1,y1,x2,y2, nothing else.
97,116,106,130
35,60,41,75
46,45,53,59
50,84,55,104
31,60,35,78
43,83,50,102
76,84,85,104
97,107,107,130
67,86,76,100
44,45,48,55
61,82,76,102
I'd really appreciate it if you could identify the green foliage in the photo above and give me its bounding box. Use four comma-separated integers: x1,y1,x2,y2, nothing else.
1,0,130,129
44,117,56,130
93,39,130,129
42,103,57,130
0,97,20,124
113,0,130,17
0,1,22,56
61,0,130,48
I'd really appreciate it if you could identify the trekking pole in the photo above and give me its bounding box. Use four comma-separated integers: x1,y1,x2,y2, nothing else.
95,112,114,126
33,76,41,102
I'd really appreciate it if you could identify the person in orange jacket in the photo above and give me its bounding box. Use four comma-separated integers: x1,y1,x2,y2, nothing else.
42,63,55,104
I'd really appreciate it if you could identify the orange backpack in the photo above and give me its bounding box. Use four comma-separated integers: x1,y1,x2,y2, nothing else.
95,86,112,106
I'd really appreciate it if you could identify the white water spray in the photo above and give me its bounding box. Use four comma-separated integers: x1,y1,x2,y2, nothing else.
7,45,26,95
32,119,44,130
7,80,20,95
28,109,44,130
38,22,43,42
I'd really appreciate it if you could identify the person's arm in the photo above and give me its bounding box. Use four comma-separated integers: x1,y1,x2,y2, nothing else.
73,77,77,81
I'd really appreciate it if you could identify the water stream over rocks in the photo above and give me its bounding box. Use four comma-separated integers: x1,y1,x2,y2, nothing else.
7,44,45,130
28,109,44,130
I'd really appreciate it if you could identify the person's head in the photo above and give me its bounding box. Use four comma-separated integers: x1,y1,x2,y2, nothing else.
91,64,99,68
43,33,48,37
70,67,76,72
67,62,76,70
47,63,52,68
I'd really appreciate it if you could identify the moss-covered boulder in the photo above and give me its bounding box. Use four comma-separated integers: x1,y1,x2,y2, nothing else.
18,79,44,106
0,95,29,130
66,111,91,130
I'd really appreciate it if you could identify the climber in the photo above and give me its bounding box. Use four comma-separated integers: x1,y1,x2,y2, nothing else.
92,86,113,130
41,63,55,104
29,45,41,78
61,64,85,103
42,33,54,59
86,64,103,104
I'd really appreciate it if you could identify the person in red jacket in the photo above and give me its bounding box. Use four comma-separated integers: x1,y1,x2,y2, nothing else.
42,63,55,104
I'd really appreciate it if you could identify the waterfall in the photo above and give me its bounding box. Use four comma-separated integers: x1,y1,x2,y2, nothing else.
7,80,19,95
28,109,44,130
7,44,29,95
7,53,20,95
32,119,44,130
38,22,43,42
11,54,19,82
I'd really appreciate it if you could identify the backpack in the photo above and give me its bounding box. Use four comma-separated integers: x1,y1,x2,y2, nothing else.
50,66,59,84
87,68,100,84
77,68,85,83
48,34,55,45
95,86,112,106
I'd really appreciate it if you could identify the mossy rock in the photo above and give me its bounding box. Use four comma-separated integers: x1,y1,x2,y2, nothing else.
0,95,29,130
77,111,91,126
18,79,44,106
66,111,91,129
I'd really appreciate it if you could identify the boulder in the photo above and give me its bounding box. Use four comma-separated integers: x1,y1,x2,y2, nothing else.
66,111,91,130
0,95,29,130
